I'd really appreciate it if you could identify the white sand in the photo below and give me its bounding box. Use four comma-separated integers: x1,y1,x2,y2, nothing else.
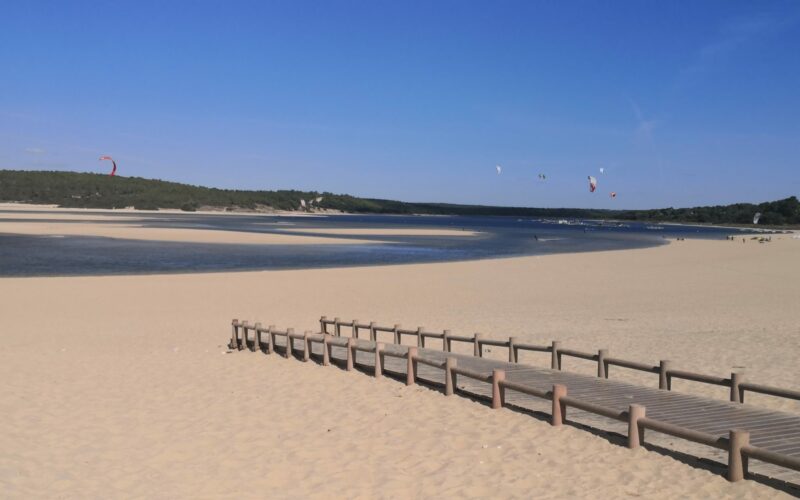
0,221,385,245
1,228,798,498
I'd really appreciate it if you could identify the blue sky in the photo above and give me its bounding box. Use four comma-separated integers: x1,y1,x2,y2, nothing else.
1,1,798,209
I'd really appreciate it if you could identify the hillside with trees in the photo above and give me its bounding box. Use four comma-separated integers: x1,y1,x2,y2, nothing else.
0,170,797,226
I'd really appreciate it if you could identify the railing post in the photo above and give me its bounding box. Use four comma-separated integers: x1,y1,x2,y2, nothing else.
551,341,561,370
230,319,239,350
369,322,376,341
474,333,482,357
417,327,424,348
393,324,401,345
551,384,567,426
268,325,276,355
443,330,451,352
406,347,418,386
239,321,248,351
627,404,646,448
374,343,384,378
320,316,328,334
265,325,273,354
303,331,311,362
346,337,354,371
322,334,330,366
492,369,506,409
597,349,608,378
445,357,457,395
253,322,262,353
728,429,750,482
334,318,341,337
508,337,518,363
285,328,294,358
352,319,359,338
730,372,745,403
659,360,672,390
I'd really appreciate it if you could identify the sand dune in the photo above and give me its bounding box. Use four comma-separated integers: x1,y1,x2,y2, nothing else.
1,234,798,498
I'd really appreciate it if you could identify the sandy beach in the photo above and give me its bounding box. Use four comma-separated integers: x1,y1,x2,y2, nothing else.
1,213,798,498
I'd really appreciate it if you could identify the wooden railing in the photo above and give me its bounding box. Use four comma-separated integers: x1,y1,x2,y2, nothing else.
230,318,800,485
318,316,800,405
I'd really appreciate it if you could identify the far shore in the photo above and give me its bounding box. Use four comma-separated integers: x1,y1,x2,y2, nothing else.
2,202,797,232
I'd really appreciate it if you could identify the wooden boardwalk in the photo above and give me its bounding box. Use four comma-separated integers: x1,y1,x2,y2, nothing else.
280,335,800,489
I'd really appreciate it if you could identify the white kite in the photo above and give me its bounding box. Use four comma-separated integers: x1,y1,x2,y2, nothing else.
599,167,605,174
496,165,502,175
300,199,307,209
753,212,762,224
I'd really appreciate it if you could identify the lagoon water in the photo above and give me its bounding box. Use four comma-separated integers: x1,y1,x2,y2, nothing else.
0,211,750,277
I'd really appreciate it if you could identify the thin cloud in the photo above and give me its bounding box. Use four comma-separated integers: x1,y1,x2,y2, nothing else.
24,147,46,155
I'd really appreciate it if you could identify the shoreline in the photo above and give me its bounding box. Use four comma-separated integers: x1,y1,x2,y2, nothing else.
2,202,796,231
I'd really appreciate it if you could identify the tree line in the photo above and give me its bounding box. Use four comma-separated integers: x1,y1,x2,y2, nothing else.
0,170,797,226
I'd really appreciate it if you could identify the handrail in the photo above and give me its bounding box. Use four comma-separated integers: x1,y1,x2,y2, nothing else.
514,342,551,352
559,348,597,362
414,355,446,369
319,315,800,407
499,379,551,399
560,395,626,421
743,445,800,472
232,318,800,486
667,369,730,387
447,335,473,343
638,417,728,450
605,357,659,374
451,366,492,383
479,338,510,347
739,382,800,403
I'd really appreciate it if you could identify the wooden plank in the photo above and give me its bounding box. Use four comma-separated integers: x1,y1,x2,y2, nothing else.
285,338,800,486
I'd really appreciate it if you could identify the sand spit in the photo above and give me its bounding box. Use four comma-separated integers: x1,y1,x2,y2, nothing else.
0,221,383,245
1,237,799,498
281,227,481,237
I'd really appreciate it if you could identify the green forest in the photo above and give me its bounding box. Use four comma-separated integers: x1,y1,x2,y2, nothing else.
1,170,798,226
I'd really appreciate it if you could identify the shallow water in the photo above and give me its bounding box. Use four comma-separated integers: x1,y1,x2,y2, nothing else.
0,211,752,277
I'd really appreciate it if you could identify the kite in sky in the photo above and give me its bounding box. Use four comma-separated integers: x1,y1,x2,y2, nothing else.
99,156,117,176
588,176,597,193
609,192,616,199
496,165,502,175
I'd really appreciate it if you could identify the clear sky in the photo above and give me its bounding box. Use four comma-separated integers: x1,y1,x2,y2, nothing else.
1,1,798,209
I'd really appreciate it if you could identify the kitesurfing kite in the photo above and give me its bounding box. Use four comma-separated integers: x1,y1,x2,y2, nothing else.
588,176,597,193
538,173,546,181
599,167,605,174
99,156,117,176
315,196,323,203
610,192,616,198
496,165,502,175
300,199,307,209
753,212,762,224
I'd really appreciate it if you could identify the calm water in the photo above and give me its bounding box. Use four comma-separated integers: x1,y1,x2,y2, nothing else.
0,211,755,277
